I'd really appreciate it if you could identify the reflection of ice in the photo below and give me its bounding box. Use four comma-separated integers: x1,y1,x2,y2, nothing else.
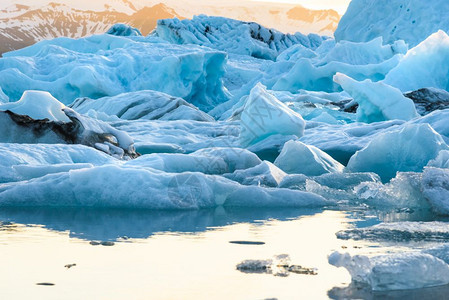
0,207,322,242
328,282,449,300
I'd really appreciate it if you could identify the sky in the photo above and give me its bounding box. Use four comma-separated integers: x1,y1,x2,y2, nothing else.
252,0,352,14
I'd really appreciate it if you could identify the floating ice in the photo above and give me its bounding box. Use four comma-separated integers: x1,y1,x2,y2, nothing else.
154,15,325,60
224,161,287,187
300,119,405,165
384,31,449,93
106,23,142,37
274,140,344,176
422,167,449,216
0,90,70,122
329,251,449,291
0,91,137,159
240,83,305,147
0,143,117,183
0,34,229,111
272,38,404,93
335,0,449,47
334,73,418,123
347,124,449,182
69,90,214,122
0,165,332,209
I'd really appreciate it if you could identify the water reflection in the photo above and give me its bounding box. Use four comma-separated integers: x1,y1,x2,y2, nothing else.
329,282,449,300
0,207,323,242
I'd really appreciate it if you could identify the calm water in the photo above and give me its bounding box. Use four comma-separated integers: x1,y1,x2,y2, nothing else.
0,207,448,300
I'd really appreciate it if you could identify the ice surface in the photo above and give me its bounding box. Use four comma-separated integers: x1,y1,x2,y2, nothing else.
422,167,449,216
300,120,405,165
0,165,332,209
69,90,214,122
0,90,70,122
329,251,449,291
106,23,142,37
347,124,449,182
224,161,287,187
154,15,325,61
272,38,404,93
0,143,117,183
334,73,418,123
0,91,137,159
384,31,449,93
192,148,261,173
0,34,229,111
354,172,429,209
274,140,344,176
335,0,449,47
240,83,305,147
337,221,449,242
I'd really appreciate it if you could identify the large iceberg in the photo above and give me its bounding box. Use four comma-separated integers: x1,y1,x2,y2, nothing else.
335,0,449,47
0,165,333,209
154,15,325,61
0,34,229,111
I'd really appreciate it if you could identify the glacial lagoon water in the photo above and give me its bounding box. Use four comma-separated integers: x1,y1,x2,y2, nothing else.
1,207,448,300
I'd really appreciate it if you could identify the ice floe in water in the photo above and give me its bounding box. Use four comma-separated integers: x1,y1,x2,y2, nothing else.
329,250,449,291
347,124,448,182
0,165,333,209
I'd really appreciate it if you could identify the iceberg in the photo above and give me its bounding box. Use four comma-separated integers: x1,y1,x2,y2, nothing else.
274,140,344,176
224,161,287,187
0,165,332,209
384,31,449,93
0,90,70,122
0,34,229,111
69,90,214,122
272,38,404,93
334,73,418,123
335,0,449,47
240,83,305,147
329,251,449,291
422,167,449,216
0,91,137,159
154,15,325,61
106,24,142,37
0,143,117,183
347,124,448,182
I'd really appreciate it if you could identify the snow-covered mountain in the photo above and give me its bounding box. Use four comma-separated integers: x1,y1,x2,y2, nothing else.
0,0,339,54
